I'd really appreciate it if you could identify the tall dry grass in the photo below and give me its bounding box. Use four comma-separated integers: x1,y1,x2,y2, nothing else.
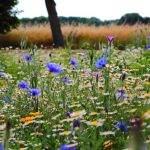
0,24,150,49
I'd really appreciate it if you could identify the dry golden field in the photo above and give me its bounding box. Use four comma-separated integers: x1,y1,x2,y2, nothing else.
0,24,150,49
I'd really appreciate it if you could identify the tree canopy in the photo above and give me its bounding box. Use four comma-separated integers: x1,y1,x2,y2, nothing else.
0,0,19,34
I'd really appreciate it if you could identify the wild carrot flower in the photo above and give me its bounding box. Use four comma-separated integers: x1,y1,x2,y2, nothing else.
46,62,63,73
95,57,107,69
115,121,128,132
24,54,33,62
70,58,78,68
28,88,40,96
18,81,29,89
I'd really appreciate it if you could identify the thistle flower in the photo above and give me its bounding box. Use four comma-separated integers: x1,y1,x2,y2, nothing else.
18,81,29,89
24,54,33,62
28,88,41,96
115,121,128,132
46,62,63,73
70,58,78,68
95,57,107,69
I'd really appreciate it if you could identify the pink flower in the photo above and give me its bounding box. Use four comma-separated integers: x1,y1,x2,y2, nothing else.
106,35,114,42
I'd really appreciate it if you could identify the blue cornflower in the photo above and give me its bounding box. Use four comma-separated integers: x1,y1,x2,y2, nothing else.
116,90,127,101
115,121,128,132
120,73,126,80
62,77,71,84
0,73,4,77
66,111,73,117
46,62,63,73
24,54,33,62
28,88,41,96
73,119,80,129
0,143,4,150
18,81,29,89
146,44,150,49
70,58,78,68
95,57,107,69
146,35,150,39
60,144,76,150
2,98,8,102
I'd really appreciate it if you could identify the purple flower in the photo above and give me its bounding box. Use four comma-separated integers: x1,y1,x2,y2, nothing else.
60,144,76,150
120,73,126,80
46,62,63,74
115,121,128,132
0,73,4,77
62,77,71,84
146,35,150,39
28,88,40,96
66,111,73,117
92,72,102,78
70,58,78,68
73,119,80,129
130,116,142,128
18,81,29,89
2,98,8,102
116,90,127,101
95,57,107,69
24,54,33,62
106,35,114,42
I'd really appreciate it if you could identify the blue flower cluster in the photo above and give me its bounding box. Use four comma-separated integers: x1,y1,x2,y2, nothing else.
46,62,63,73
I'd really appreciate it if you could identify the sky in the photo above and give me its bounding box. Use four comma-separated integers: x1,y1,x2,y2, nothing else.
16,0,150,21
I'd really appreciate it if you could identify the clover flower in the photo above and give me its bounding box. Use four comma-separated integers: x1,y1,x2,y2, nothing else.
28,88,41,96
18,81,29,89
70,58,78,68
46,62,63,73
24,54,33,62
95,57,107,69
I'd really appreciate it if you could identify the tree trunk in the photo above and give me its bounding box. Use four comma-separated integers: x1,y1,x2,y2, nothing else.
45,0,65,47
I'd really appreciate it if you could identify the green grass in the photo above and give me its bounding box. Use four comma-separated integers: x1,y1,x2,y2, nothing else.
0,46,150,150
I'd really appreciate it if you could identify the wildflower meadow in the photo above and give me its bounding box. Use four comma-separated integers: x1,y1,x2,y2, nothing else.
0,36,150,150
